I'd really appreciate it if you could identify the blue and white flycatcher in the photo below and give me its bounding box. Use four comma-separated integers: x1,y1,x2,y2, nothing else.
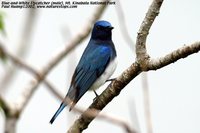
50,20,117,124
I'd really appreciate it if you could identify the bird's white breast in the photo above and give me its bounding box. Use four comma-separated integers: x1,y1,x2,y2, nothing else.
90,57,117,91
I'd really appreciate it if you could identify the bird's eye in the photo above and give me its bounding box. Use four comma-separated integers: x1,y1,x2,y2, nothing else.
96,25,102,30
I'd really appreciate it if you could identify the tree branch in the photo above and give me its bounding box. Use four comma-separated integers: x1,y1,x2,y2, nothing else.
135,2,164,131
148,42,200,70
136,0,164,67
67,0,199,132
141,73,153,133
0,96,18,133
0,96,10,117
115,2,154,132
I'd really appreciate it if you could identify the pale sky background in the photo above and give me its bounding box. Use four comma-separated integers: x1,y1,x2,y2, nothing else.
0,0,200,133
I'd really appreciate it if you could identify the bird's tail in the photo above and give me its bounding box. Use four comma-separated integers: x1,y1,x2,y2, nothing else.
50,102,66,124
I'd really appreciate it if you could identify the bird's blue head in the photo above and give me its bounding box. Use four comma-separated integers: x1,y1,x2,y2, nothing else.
91,20,114,41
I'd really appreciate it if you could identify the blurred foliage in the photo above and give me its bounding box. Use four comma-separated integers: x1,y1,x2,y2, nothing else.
0,45,6,62
0,11,7,62
0,11,6,34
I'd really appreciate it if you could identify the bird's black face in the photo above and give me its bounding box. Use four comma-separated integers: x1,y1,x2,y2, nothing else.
91,21,114,41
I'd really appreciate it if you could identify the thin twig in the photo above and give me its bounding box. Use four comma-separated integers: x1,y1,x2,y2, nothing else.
0,5,37,91
128,100,141,133
115,0,135,51
141,73,153,133
4,117,18,133
0,95,10,117
0,95,18,133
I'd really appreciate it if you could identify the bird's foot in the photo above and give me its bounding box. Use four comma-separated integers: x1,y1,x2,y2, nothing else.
106,78,116,82
93,90,99,102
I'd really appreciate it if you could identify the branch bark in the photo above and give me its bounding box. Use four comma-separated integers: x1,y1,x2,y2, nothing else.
136,0,163,69
0,96,18,133
148,42,200,70
4,117,17,133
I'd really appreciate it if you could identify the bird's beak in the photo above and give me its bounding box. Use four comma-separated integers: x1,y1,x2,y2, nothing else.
109,26,114,30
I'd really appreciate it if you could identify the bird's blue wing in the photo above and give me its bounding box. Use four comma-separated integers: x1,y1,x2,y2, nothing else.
67,45,112,104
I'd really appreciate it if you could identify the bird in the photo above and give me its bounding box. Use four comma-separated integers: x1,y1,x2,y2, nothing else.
50,20,117,124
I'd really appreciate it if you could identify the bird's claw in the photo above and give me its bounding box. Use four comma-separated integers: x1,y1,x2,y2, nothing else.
106,78,116,82
93,90,99,101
